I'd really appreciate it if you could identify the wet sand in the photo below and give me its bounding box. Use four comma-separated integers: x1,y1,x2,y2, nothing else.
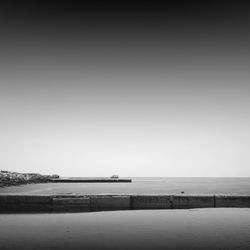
1,177,250,195
0,208,250,250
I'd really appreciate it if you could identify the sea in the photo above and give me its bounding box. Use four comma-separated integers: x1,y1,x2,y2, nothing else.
1,177,250,195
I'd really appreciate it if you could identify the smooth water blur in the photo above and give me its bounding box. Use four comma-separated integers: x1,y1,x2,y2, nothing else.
1,209,250,250
1,177,250,195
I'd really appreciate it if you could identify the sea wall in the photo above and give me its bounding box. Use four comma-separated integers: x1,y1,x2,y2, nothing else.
1,194,250,213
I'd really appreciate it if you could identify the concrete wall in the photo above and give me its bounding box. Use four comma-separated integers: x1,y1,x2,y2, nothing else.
1,194,250,213
172,195,214,209
90,195,130,211
131,195,172,209
0,195,53,213
52,197,90,212
215,195,250,208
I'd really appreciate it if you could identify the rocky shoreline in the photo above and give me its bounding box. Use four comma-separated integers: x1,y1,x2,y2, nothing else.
0,170,59,187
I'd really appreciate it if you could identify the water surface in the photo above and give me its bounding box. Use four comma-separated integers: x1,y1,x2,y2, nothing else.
1,177,250,195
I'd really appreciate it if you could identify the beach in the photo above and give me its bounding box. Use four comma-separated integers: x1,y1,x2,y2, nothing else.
1,208,250,250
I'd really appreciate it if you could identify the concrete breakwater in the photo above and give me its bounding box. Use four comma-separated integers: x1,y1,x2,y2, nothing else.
1,194,250,213
0,170,59,187
51,178,132,183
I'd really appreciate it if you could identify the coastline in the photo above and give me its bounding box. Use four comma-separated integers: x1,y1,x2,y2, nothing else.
0,170,59,187
1,176,250,213
0,170,131,187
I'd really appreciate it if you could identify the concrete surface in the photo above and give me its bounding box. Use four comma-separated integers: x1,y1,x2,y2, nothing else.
1,194,250,213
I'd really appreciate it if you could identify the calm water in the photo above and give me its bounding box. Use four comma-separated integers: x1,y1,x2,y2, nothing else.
1,177,250,195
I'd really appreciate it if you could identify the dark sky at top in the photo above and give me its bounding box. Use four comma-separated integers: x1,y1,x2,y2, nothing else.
1,1,250,176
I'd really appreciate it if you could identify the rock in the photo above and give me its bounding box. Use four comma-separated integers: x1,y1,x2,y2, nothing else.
0,170,59,187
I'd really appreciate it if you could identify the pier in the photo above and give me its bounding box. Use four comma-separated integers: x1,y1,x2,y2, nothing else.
51,178,132,183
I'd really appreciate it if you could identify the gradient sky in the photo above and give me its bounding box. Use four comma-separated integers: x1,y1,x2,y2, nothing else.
0,1,250,176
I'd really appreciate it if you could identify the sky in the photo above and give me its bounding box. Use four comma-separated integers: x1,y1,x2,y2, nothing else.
0,1,250,177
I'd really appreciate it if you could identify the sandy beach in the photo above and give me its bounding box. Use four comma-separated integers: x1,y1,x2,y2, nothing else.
0,208,250,250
